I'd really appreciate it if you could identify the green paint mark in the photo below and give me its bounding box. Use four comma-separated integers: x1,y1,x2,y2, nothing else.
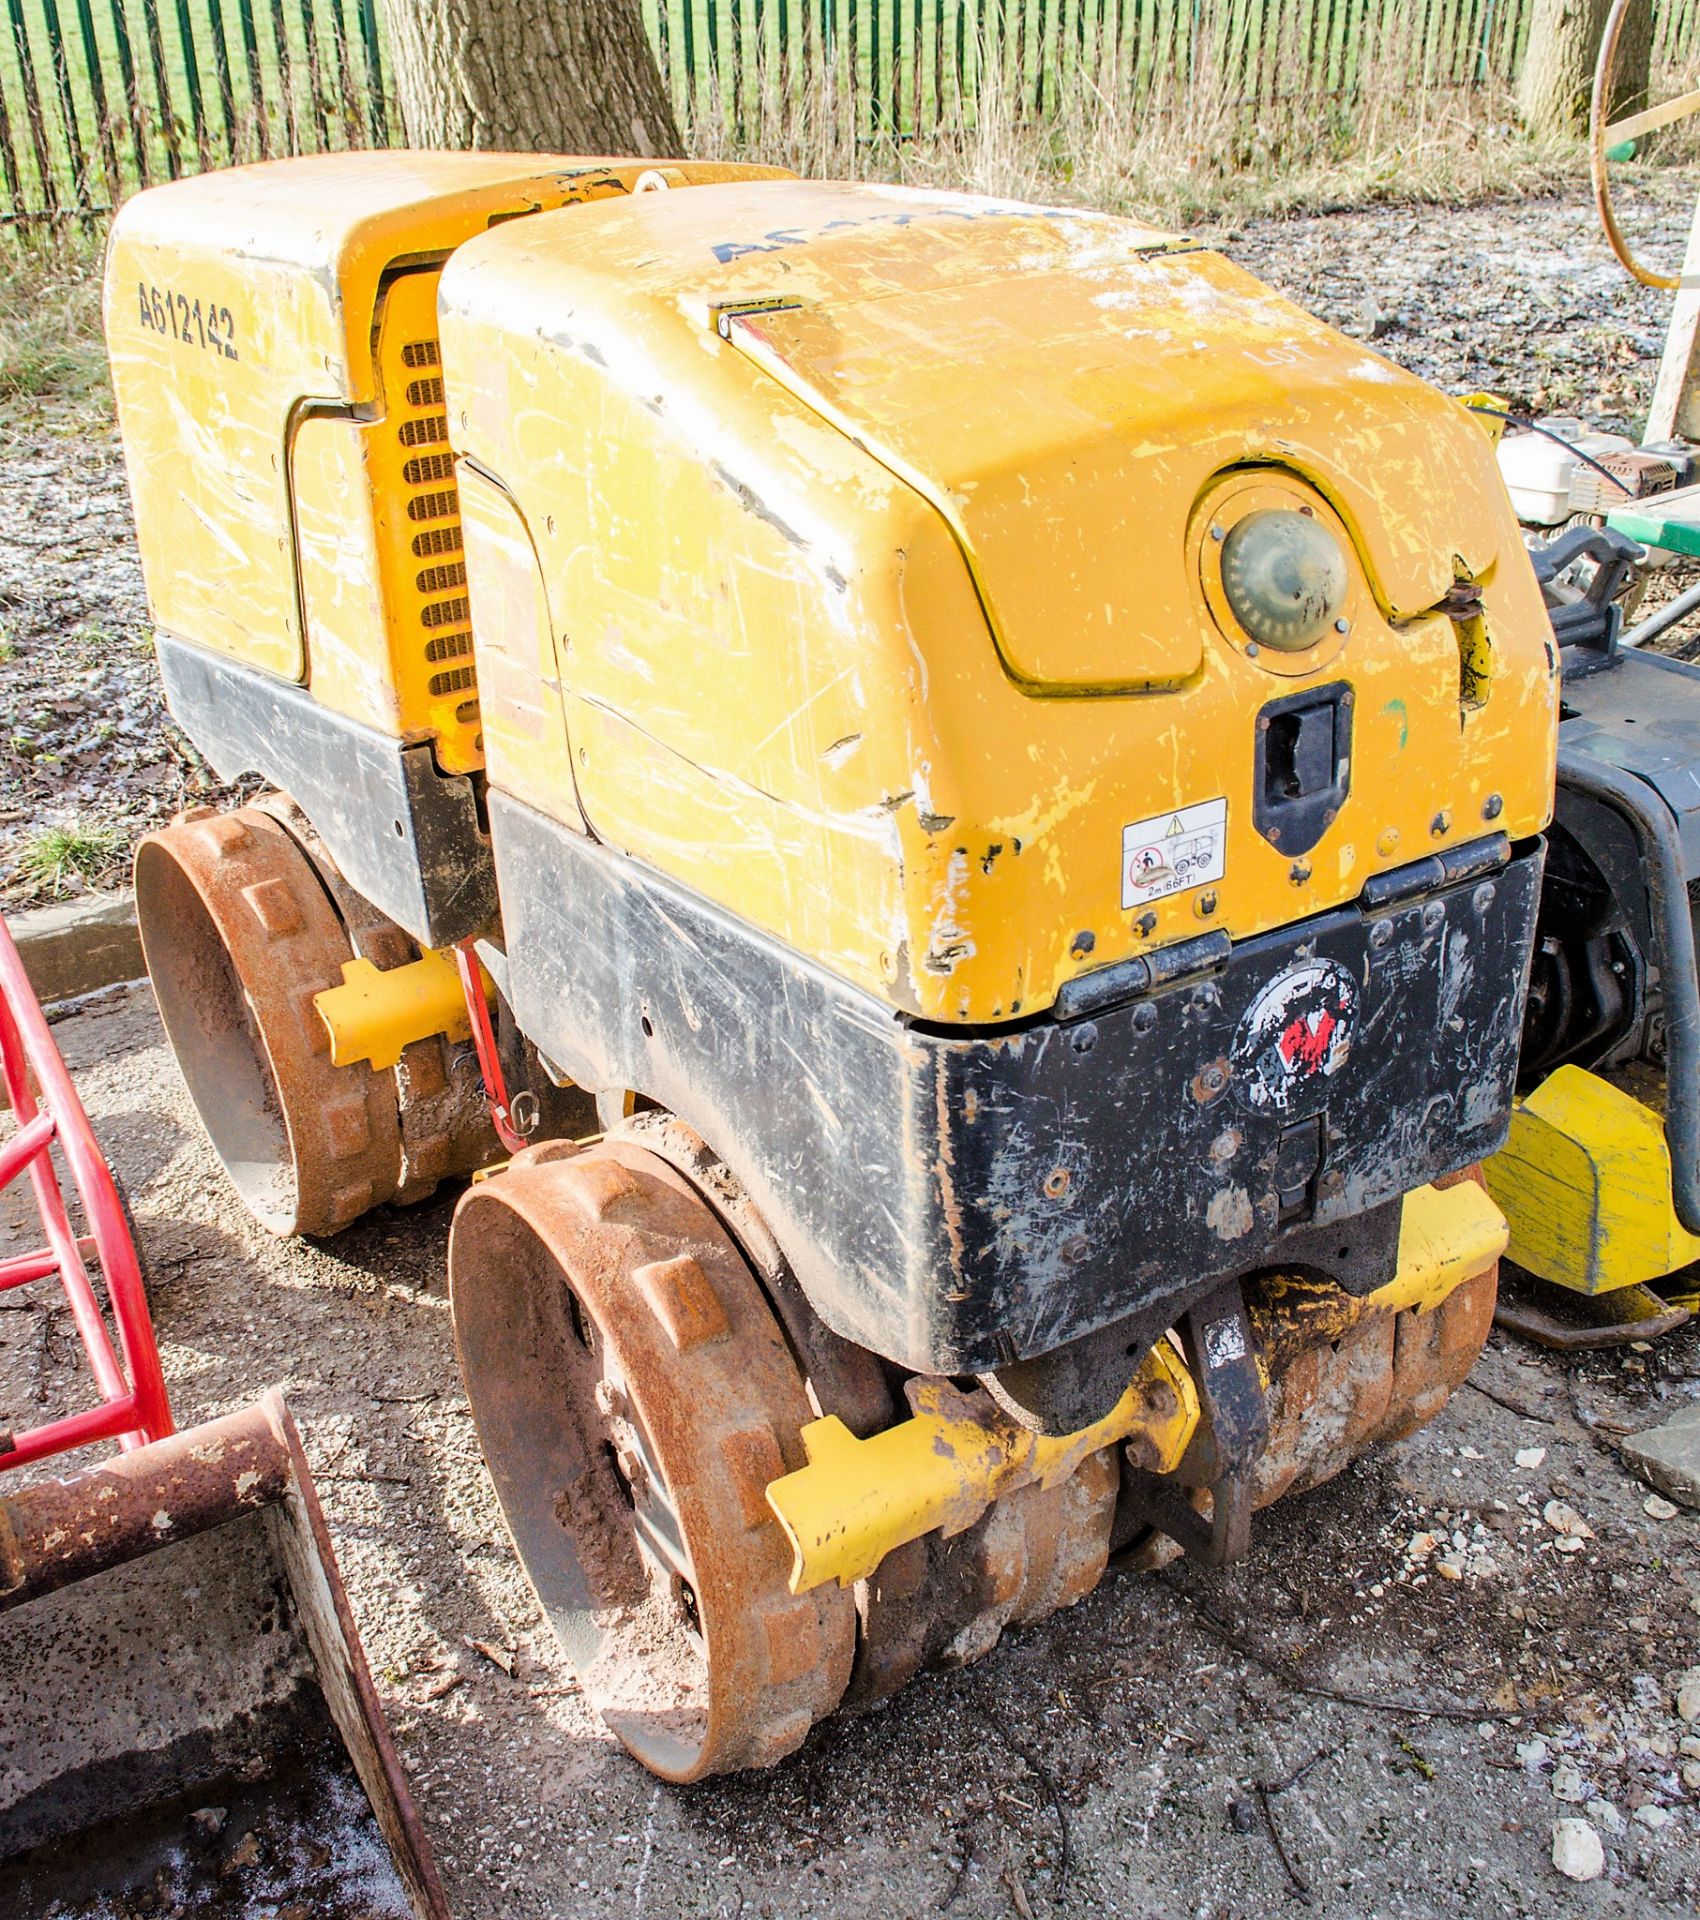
1383,698,1409,750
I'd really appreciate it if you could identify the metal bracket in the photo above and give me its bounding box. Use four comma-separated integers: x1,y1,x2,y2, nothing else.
1120,1278,1269,1567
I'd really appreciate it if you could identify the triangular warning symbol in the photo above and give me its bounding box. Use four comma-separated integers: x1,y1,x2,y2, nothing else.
1165,814,1185,835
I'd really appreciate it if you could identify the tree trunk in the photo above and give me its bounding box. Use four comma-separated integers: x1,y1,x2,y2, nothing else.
380,0,682,157
1517,0,1652,140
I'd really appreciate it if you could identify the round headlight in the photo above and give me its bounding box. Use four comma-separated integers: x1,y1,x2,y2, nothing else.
1219,509,1348,652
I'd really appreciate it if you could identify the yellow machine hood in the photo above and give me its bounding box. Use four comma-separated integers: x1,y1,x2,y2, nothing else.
441,178,1556,1022
662,184,1500,692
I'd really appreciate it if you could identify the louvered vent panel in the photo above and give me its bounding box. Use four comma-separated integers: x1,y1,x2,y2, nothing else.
394,338,478,744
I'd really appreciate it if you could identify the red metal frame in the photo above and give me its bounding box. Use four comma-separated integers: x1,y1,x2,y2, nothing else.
0,911,172,1468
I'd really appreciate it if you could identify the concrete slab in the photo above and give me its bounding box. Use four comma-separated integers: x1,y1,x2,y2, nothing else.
1621,1398,1700,1510
6,890,142,1006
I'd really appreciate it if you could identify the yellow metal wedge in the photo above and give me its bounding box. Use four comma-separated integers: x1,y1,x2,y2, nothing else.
1366,1177,1510,1316
1483,1065,1700,1294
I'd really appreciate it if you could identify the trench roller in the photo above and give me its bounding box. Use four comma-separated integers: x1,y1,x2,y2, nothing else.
0,908,446,1917
108,158,1556,1782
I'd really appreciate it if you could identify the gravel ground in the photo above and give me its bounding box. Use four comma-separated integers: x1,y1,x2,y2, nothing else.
5,182,1700,1918
0,178,1695,904
2,984,1698,1918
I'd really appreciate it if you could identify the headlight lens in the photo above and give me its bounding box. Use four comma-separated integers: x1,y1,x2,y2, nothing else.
1220,509,1348,652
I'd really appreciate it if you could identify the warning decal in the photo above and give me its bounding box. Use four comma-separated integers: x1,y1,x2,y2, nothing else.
1120,797,1228,909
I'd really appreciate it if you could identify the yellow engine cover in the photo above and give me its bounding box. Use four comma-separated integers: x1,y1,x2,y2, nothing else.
103,153,790,777
438,178,1558,1023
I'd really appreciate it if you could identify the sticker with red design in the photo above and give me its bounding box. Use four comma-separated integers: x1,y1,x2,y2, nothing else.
1231,958,1357,1112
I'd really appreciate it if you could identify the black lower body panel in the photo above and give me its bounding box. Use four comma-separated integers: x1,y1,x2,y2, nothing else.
156,635,497,947
494,791,1542,1376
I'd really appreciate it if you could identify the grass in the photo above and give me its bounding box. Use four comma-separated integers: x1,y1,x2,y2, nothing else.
15,818,128,894
0,226,107,419
686,30,1632,228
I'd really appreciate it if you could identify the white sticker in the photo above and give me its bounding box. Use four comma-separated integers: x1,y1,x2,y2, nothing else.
1120,797,1227,909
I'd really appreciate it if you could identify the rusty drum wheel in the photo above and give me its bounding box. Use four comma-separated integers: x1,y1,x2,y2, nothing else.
603,1110,1119,1713
449,1139,857,1781
1249,1264,1498,1510
134,805,404,1237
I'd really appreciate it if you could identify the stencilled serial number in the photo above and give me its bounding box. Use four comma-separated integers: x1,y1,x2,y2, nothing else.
136,282,239,361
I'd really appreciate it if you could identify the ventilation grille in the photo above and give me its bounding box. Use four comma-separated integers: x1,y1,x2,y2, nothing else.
412,525,463,559
394,337,478,739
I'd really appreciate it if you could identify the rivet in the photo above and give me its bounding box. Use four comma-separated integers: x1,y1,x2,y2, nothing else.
1370,919,1395,950
1376,827,1400,856
1245,642,1260,658
1473,882,1497,915
1482,792,1504,821
1135,912,1158,938
1195,890,1218,918
1335,618,1350,634
1210,523,1225,542
1192,1061,1230,1105
1430,810,1451,838
1289,860,1311,885
1132,1003,1158,1034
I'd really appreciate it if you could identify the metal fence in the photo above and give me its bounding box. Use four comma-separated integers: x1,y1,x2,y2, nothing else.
1,0,390,218
7,0,1700,223
652,0,1530,138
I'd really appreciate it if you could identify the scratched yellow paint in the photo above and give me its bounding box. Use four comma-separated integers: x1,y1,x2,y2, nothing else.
104,152,790,762
1483,1066,1700,1293
439,177,1557,1023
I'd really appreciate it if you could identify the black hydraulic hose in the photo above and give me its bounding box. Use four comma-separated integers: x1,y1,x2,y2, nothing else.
1555,743,1700,1236
1622,579,1700,651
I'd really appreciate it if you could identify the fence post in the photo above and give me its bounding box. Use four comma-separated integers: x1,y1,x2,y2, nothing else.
70,0,123,204
0,64,24,211
7,0,62,211
298,0,329,145
169,0,211,167
355,0,386,143
266,0,301,152
105,0,150,186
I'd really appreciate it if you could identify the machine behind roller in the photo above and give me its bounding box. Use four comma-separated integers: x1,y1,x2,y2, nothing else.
1475,1,1700,1344
107,154,1556,1778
